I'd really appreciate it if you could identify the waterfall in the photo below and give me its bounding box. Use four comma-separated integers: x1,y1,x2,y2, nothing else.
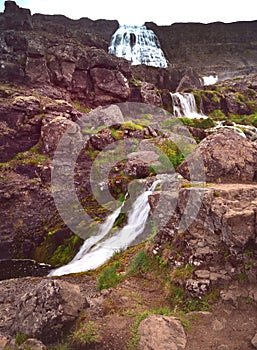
108,25,168,68
49,180,160,276
170,92,206,119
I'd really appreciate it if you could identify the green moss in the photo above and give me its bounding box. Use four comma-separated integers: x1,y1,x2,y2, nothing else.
0,143,49,171
15,333,29,346
121,120,144,131
72,100,91,113
113,212,128,228
49,235,83,267
179,117,215,129
33,231,83,267
110,128,124,140
130,77,143,87
209,109,227,120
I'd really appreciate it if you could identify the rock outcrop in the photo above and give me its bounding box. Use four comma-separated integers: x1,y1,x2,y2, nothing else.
11,279,86,342
152,182,257,297
177,128,257,183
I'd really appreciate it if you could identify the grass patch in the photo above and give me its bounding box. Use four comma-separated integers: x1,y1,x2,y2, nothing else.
97,262,123,290
171,264,195,281
15,333,29,346
71,320,101,346
0,143,49,171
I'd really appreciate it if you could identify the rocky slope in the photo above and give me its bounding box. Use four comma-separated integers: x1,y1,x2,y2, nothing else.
0,1,257,349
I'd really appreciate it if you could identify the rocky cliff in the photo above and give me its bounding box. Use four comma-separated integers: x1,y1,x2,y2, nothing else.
146,21,257,79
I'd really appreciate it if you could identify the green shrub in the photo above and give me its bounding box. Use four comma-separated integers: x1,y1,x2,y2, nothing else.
128,250,152,275
97,263,123,290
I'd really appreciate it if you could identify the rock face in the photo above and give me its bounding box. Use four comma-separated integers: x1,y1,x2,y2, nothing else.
11,279,86,343
0,1,203,109
146,21,257,79
139,315,187,350
152,182,257,296
177,128,257,183
1,0,33,30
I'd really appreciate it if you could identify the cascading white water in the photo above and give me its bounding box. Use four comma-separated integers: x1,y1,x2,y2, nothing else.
49,180,160,276
170,92,206,119
108,25,168,68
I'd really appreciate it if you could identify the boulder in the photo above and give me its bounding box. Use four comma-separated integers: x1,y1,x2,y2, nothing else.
11,279,87,343
139,314,187,350
124,150,161,177
177,128,257,183
41,115,83,158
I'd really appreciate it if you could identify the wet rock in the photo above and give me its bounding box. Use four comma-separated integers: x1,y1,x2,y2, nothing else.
0,259,51,280
11,279,87,343
139,314,187,350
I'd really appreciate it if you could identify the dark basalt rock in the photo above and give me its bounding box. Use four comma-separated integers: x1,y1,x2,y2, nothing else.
1,0,33,30
145,21,257,79
0,259,51,280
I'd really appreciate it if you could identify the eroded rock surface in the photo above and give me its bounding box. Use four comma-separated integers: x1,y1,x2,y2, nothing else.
139,315,187,350
11,279,86,342
177,128,257,183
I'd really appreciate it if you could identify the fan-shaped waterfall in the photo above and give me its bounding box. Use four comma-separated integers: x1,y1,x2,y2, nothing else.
108,25,168,68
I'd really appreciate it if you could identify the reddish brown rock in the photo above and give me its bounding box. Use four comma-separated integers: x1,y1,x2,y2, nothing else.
177,128,257,183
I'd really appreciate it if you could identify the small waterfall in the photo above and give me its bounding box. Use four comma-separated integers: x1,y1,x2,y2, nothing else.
202,75,218,86
49,180,160,276
108,25,168,68
170,92,206,119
